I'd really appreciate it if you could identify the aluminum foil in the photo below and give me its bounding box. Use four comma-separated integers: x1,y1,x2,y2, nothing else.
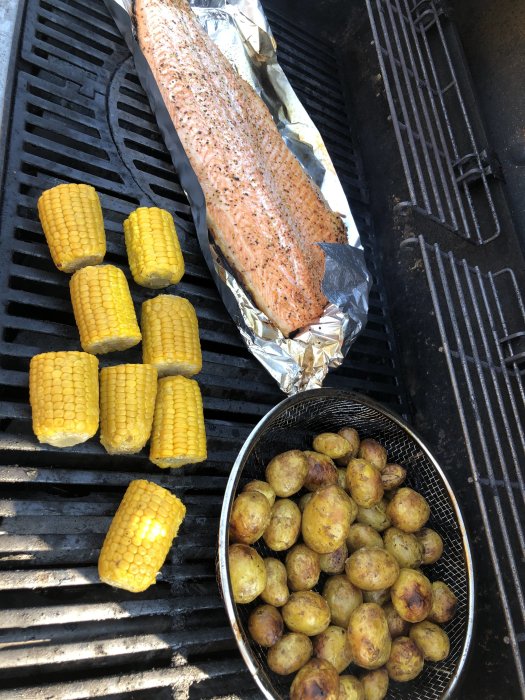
105,0,370,394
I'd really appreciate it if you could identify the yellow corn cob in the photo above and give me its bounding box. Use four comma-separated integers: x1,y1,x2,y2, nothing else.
37,183,106,273
123,207,184,288
141,295,202,377
99,364,158,455
29,351,99,447
70,264,142,354
98,479,186,593
150,375,207,469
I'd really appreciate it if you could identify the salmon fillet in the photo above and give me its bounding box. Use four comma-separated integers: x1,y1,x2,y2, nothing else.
135,0,346,335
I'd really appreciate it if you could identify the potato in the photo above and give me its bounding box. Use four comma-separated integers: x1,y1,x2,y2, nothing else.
313,432,351,460
319,542,348,574
248,605,283,647
229,491,271,544
336,427,360,466
386,488,430,533
243,479,276,506
363,588,391,606
263,498,301,551
347,603,391,670
381,464,406,491
265,450,308,497
283,591,331,636
346,459,384,508
228,544,266,604
361,668,389,700
345,547,399,591
339,675,365,700
290,658,340,700
356,500,391,532
337,467,347,490
260,558,289,607
313,625,353,673
302,485,355,554
286,544,320,591
383,602,411,638
358,439,387,472
347,523,384,552
383,527,423,569
410,620,450,661
298,492,313,512
268,632,313,675
428,581,458,624
415,527,444,564
323,575,363,628
303,451,339,492
391,568,433,622
386,636,424,682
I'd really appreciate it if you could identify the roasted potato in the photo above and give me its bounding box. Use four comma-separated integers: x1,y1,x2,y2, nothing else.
290,658,340,700
286,544,321,591
386,636,424,682
347,603,391,670
313,625,353,673
347,523,384,552
260,557,289,607
346,459,384,508
391,568,433,623
381,464,407,491
383,527,423,569
361,668,389,700
265,450,308,497
302,485,355,554
229,491,271,544
383,602,411,639
313,432,351,460
410,620,450,661
323,575,363,628
415,527,444,564
336,427,361,466
356,500,391,532
298,492,313,512
268,632,313,675
303,451,339,492
319,542,348,574
339,675,365,700
228,544,267,604
337,467,347,490
345,547,399,591
248,604,283,647
358,439,387,472
282,591,331,636
363,588,391,606
386,488,430,533
263,498,301,551
428,581,458,624
243,479,276,506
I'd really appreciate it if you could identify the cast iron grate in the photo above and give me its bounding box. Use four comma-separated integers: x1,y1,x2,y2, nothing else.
0,0,406,697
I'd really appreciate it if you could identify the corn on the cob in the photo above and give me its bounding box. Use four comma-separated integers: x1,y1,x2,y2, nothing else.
150,375,207,468
98,479,186,593
37,183,106,273
70,264,141,354
29,351,99,447
141,295,202,377
123,207,184,288
99,364,158,455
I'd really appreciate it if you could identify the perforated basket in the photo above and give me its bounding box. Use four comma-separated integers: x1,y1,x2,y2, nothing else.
218,389,474,699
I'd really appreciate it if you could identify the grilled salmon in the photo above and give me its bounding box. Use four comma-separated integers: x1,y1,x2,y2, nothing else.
136,0,346,335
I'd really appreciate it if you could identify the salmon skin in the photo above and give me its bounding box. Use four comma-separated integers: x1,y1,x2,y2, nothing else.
136,0,346,336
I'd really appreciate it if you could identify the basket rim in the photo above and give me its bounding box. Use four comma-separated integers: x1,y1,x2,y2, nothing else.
218,388,475,700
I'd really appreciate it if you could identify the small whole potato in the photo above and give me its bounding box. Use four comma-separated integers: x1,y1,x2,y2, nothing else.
428,581,458,624
243,479,276,506
229,491,271,544
319,542,348,574
415,527,444,564
286,544,320,591
323,575,363,627
391,568,433,622
228,544,266,604
282,591,331,636
346,459,384,508
298,492,313,512
302,486,355,554
260,558,289,607
336,427,360,466
383,602,411,638
313,625,353,672
383,527,423,569
263,498,301,551
386,636,424,682
267,632,313,675
345,547,399,591
339,675,365,700
313,432,351,460
337,467,347,490
356,500,391,532
291,658,340,700
363,588,391,606
361,668,389,700
358,438,387,472
265,450,308,497
381,464,407,491
386,488,430,533
248,605,283,647
303,451,339,492
347,523,384,552
347,603,391,670
410,620,450,661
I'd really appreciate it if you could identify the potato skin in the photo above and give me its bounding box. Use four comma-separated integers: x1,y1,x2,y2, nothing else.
383,527,423,569
290,658,340,700
303,451,339,492
282,591,331,636
319,542,348,574
363,588,391,606
347,523,384,552
248,605,283,647
313,432,351,460
410,620,450,661
345,547,399,591
383,602,411,638
243,479,276,506
386,636,424,682
356,500,391,532
323,575,363,628
358,439,387,472
337,467,348,490
391,568,433,622
286,544,321,591
267,632,313,675
265,450,308,497
427,581,458,624
302,486,355,554
339,675,365,700
381,464,406,491
260,558,289,607
346,459,384,508
386,488,430,533
298,492,313,512
229,491,271,544
313,625,353,673
415,527,444,564
228,544,267,604
361,668,389,700
263,498,301,551
336,427,361,466
347,603,391,670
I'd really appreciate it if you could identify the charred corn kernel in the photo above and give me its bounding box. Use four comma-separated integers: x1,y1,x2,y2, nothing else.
142,295,202,377
124,207,184,288
70,264,141,354
29,351,99,448
150,376,207,469
37,183,106,273
100,364,158,455
98,479,186,593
